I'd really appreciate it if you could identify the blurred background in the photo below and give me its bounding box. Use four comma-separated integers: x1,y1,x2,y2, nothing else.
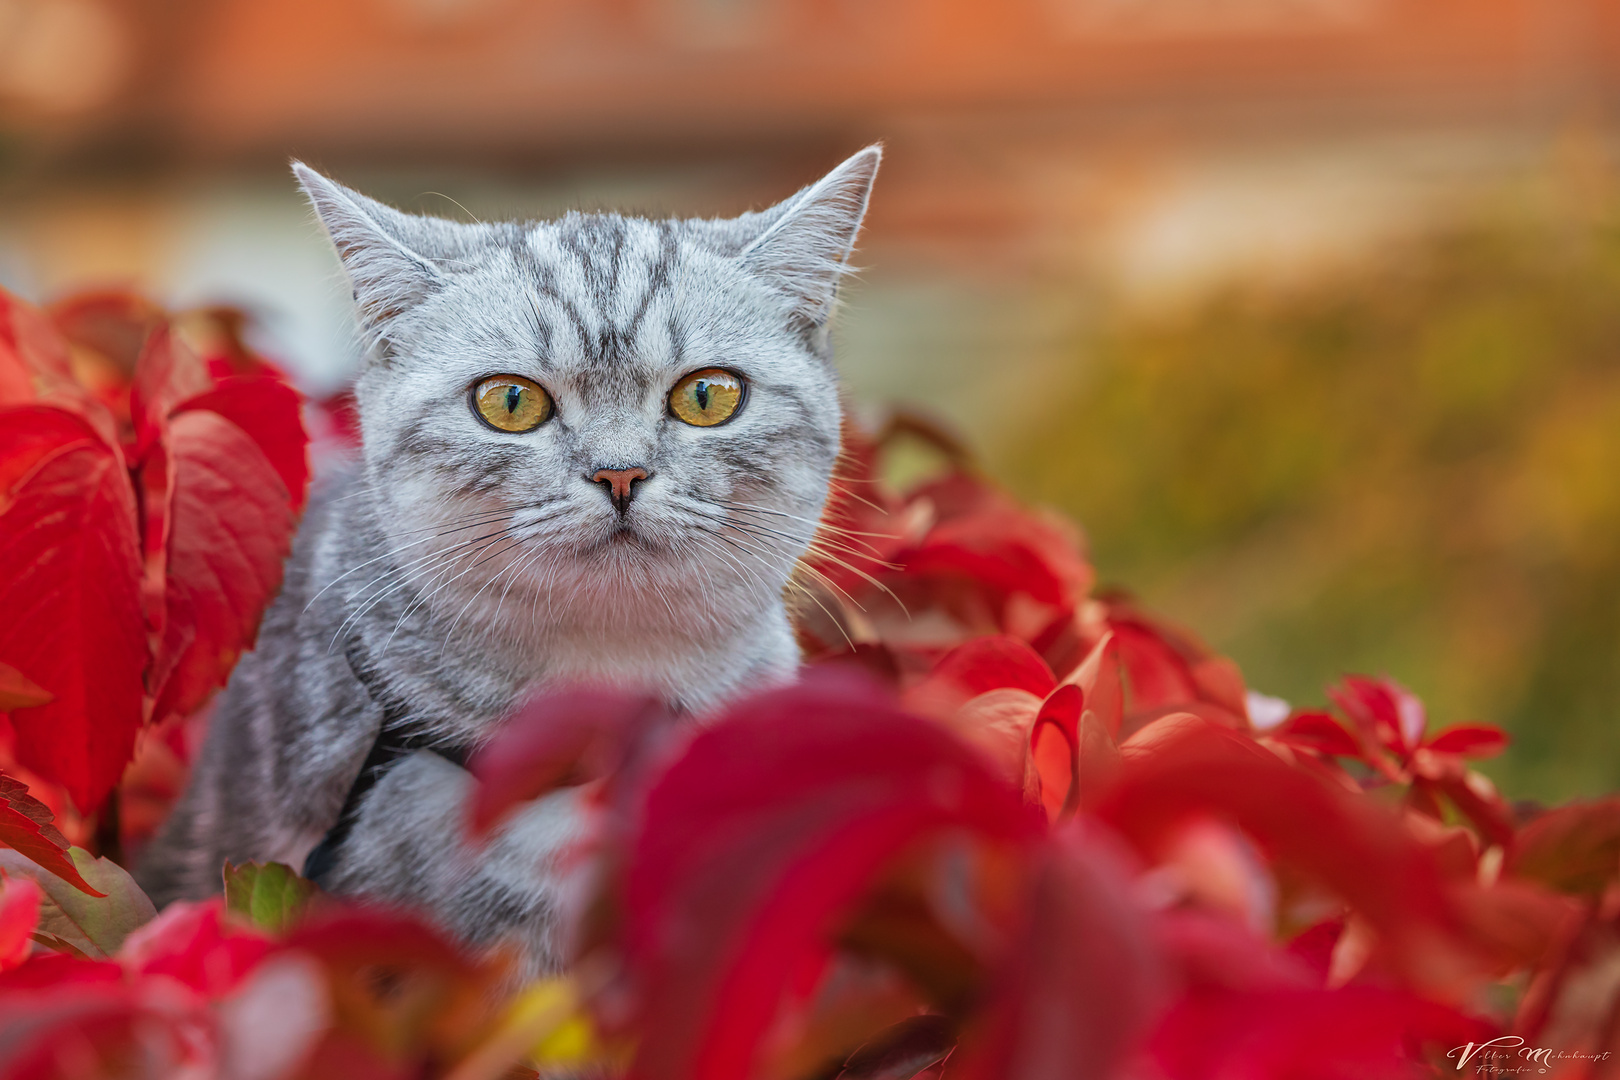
2,0,1618,800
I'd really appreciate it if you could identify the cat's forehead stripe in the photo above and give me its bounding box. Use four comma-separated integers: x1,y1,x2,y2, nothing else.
515,215,683,378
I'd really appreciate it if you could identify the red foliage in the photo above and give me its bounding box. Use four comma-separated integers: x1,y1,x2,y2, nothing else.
0,289,309,813
0,774,100,895
1,294,1617,1080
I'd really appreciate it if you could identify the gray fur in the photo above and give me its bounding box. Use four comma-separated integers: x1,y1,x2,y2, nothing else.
137,147,881,976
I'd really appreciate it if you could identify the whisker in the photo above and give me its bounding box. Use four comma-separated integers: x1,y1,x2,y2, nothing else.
385,533,521,656
305,509,519,611
713,520,870,613
437,537,535,657
825,479,891,516
704,516,880,612
718,499,900,547
329,528,512,652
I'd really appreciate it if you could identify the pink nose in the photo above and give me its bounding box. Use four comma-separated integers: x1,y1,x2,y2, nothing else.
592,467,649,513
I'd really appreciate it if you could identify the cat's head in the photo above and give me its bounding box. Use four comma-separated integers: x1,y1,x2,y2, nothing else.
296,148,879,645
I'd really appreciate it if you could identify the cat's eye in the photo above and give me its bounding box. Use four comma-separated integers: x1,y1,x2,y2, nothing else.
669,368,746,427
472,375,552,433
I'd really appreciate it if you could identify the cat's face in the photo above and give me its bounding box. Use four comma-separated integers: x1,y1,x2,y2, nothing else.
297,149,878,642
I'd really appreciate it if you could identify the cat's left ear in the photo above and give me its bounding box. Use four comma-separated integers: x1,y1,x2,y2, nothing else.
292,161,471,336
744,144,881,327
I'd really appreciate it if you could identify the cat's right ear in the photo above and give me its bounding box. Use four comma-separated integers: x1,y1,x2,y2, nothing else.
292,161,448,333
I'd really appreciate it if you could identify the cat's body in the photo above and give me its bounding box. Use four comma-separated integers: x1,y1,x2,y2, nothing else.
137,149,881,974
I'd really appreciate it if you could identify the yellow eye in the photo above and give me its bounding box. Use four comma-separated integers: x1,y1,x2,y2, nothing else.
669,368,745,427
472,375,552,433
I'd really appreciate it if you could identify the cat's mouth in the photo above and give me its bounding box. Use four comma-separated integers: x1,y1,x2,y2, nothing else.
600,520,656,550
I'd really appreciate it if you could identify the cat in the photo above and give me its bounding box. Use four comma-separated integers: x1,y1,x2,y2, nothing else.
136,146,882,976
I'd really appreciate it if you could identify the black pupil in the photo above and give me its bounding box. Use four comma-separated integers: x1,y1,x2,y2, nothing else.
695,381,710,410
504,385,523,414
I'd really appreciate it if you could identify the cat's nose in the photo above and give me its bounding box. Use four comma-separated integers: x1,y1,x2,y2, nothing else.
591,467,650,514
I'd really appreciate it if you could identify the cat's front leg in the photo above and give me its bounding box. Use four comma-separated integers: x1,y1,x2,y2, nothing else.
319,749,587,980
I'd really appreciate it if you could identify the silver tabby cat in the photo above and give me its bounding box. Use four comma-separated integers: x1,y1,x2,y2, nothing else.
137,147,882,976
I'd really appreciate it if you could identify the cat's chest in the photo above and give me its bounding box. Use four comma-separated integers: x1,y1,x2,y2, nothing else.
339,591,796,743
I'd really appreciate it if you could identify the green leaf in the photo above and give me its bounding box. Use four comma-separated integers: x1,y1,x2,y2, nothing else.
222,860,317,933
0,846,155,957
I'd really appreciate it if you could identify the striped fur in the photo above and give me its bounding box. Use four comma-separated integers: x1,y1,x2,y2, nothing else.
137,148,881,976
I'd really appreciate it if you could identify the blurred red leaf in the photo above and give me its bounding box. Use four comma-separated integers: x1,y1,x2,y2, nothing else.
284,906,507,1068
1108,619,1201,714
923,636,1057,701
1508,798,1620,899
834,1014,954,1080
148,409,299,725
1067,631,1122,738
617,671,1042,1080
1329,676,1426,759
1424,724,1509,760
0,953,122,991
950,828,1166,1080
1092,723,1485,997
469,687,668,837
1271,711,1363,759
47,290,165,378
0,294,118,445
0,663,51,712
0,409,145,813
120,899,274,998
1424,770,1515,850
0,982,206,1080
899,505,1091,614
1030,684,1081,823
0,876,42,971
1148,983,1487,1080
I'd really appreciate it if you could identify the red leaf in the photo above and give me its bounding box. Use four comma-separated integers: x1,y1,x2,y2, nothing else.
178,373,310,513
132,439,174,637
1508,798,1620,898
950,828,1166,1080
0,952,122,990
0,983,199,1079
283,905,474,973
1429,769,1515,849
120,898,274,997
926,636,1057,700
1068,631,1123,737
0,812,98,896
0,773,99,895
1093,725,1487,997
0,876,42,971
1329,675,1427,757
148,410,298,724
1109,621,1201,714
0,410,145,813
0,663,51,712
128,324,210,456
0,291,118,444
1284,916,1345,984
1271,711,1363,759
618,671,1041,1080
1148,984,1487,1080
281,905,508,1067
900,515,1083,610
1189,656,1247,719
468,687,669,837
1030,684,1081,823
47,289,165,377
1424,724,1509,760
